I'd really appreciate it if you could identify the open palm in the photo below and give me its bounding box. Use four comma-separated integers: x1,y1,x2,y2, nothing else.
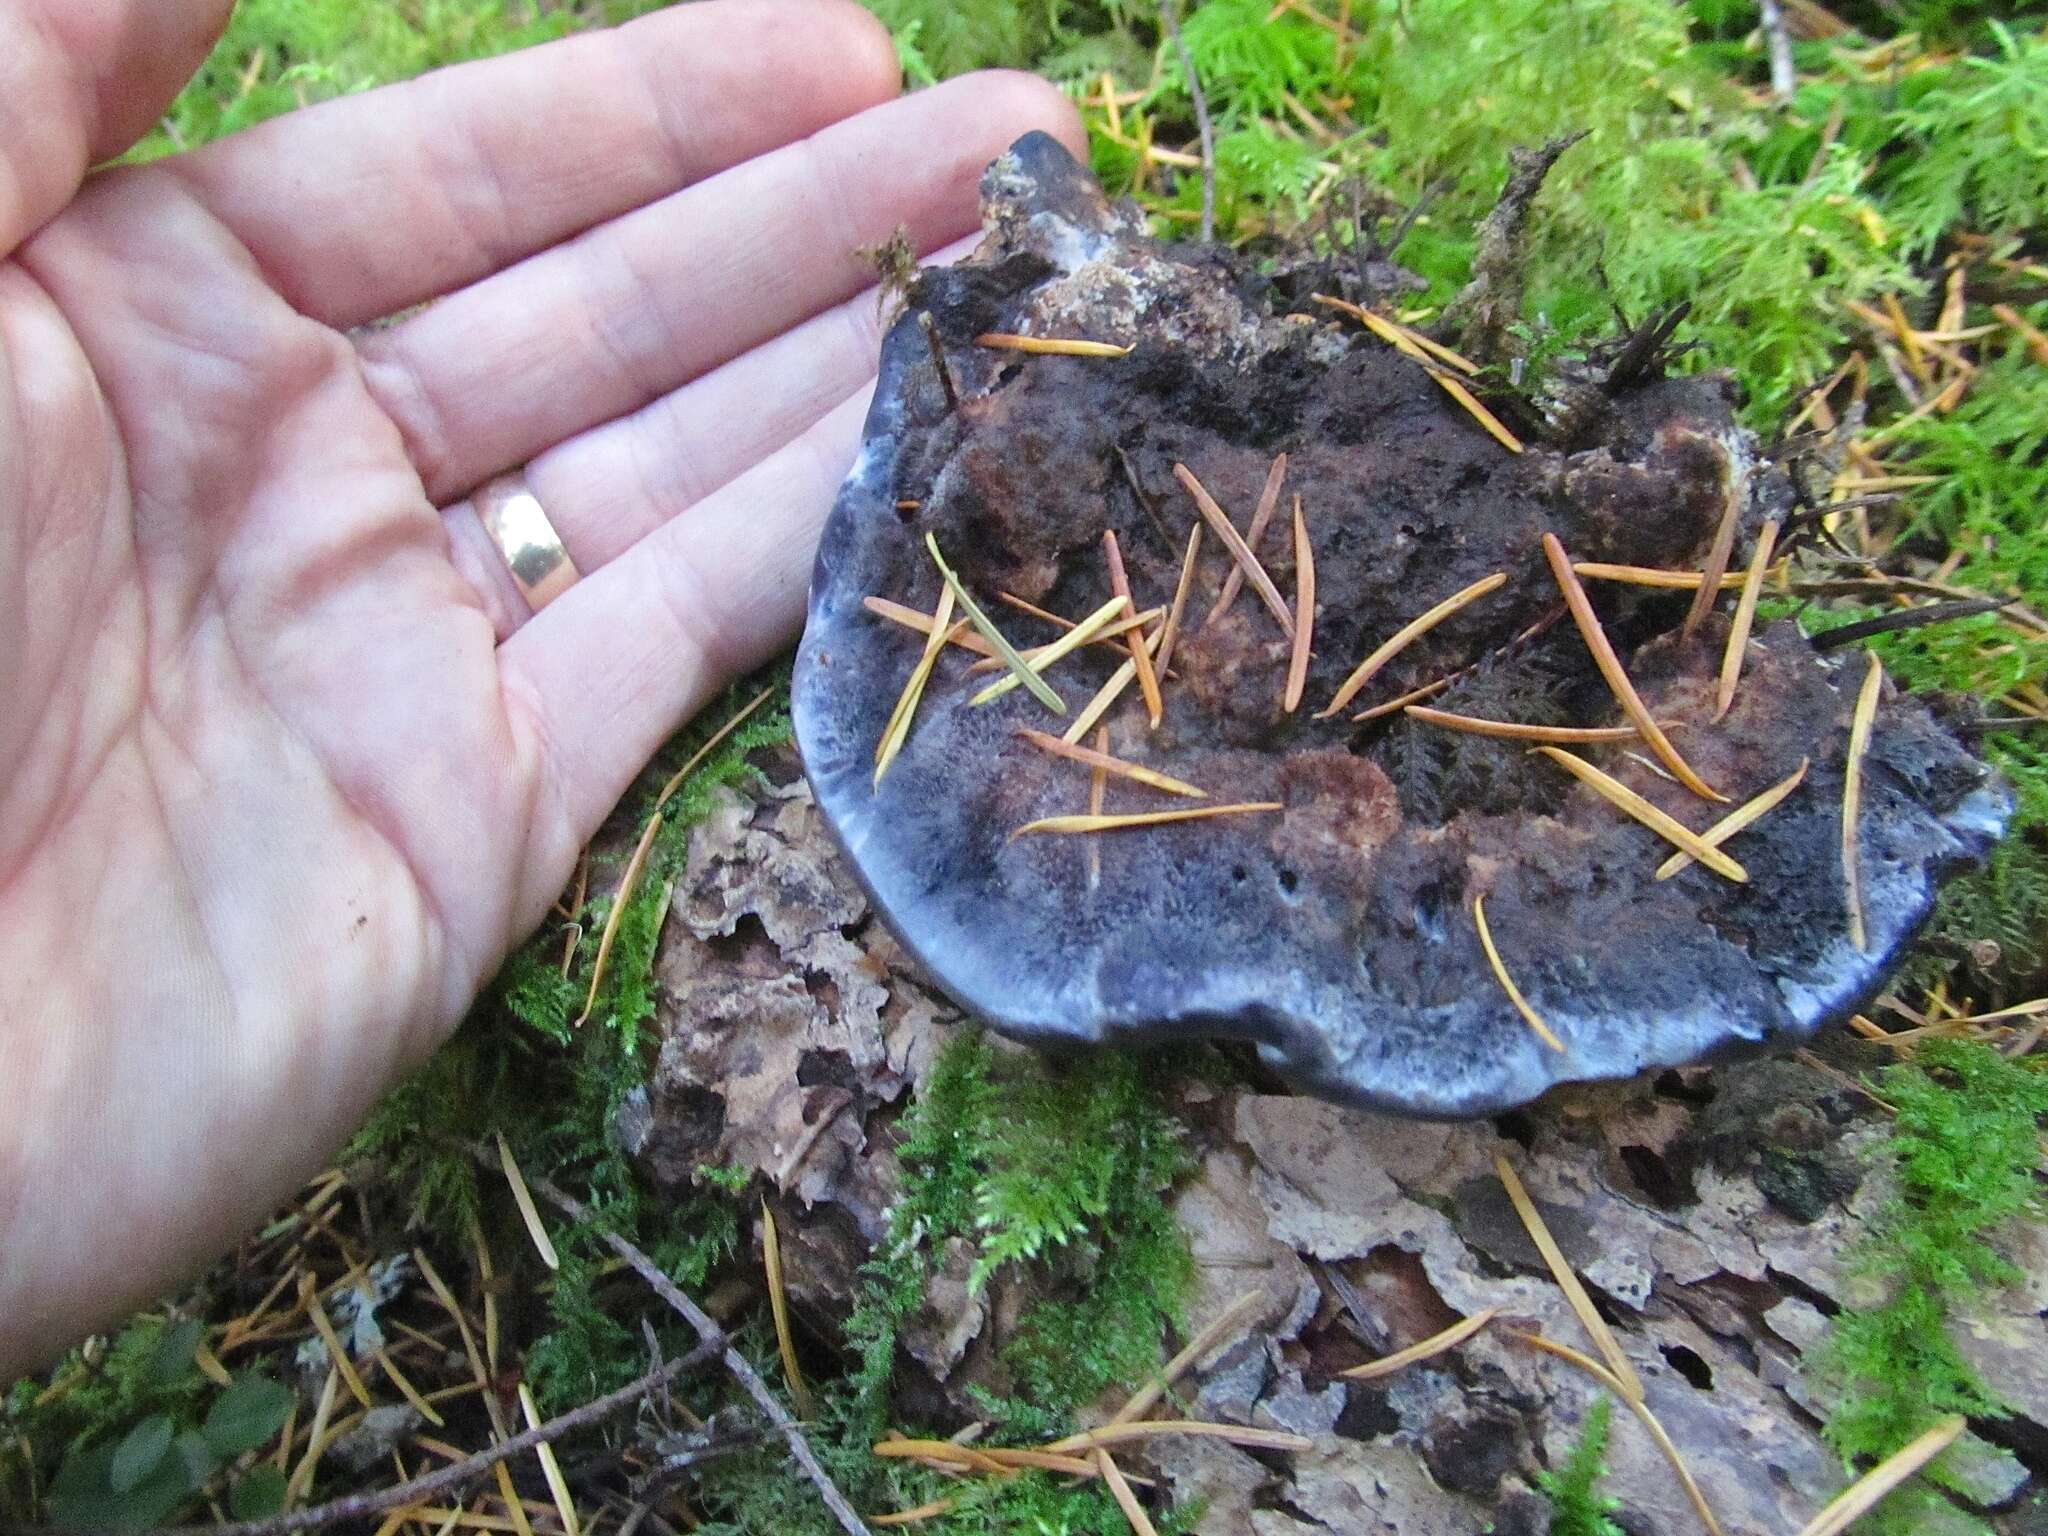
0,0,1080,1374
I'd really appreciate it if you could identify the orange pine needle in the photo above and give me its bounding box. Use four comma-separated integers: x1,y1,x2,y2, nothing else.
1097,1450,1159,1536
965,606,1160,674
1310,293,1478,374
1018,728,1208,798
1472,895,1566,1053
1011,803,1283,839
1318,572,1507,718
1207,454,1289,623
1543,533,1725,801
1104,530,1163,727
1285,495,1315,713
1714,518,1781,720
1404,707,1643,745
1431,370,1525,453
1535,747,1746,881
1494,1160,1645,1403
1354,676,1455,720
1342,1307,1504,1380
1173,463,1295,638
1571,564,1749,591
975,332,1134,357
1065,658,1139,745
1656,758,1809,880
761,1203,816,1421
1844,652,1884,952
1681,469,1745,640
865,594,994,656
1156,521,1204,676
575,809,665,1026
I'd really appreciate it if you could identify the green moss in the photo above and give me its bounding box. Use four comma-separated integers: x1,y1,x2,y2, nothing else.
1537,1398,1624,1536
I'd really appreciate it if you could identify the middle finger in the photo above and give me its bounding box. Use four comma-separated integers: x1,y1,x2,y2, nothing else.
359,72,1080,506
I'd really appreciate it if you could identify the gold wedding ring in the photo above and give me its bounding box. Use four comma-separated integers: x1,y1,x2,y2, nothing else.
475,472,579,612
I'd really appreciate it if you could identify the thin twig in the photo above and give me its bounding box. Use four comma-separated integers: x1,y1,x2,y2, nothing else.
1159,0,1214,243
1759,0,1796,103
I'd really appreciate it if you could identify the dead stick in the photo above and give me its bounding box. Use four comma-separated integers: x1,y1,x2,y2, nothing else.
1159,0,1214,244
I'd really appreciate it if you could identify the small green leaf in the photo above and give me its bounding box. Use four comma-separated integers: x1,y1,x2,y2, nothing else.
48,1434,200,1530
146,1319,204,1386
110,1416,173,1495
203,1374,294,1457
175,1429,221,1488
230,1464,288,1520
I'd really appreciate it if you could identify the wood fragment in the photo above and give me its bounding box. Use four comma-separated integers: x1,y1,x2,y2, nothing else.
1714,518,1780,720
1794,1416,1965,1536
1156,521,1204,676
1017,729,1208,798
1317,572,1507,718
1656,759,1809,879
762,1203,817,1421
1472,896,1567,1053
1173,463,1295,638
1207,454,1289,624
927,533,1065,713
1404,707,1643,745
1342,1306,1504,1380
974,332,1134,357
1571,563,1749,590
576,809,665,1025
1104,530,1163,727
1535,747,1747,882
517,1383,582,1536
874,591,958,785
917,313,958,412
1285,496,1315,712
1543,534,1725,801
1494,1159,1645,1403
969,594,1130,704
496,1134,560,1272
1681,460,1746,640
1844,651,1883,952
1012,803,1283,839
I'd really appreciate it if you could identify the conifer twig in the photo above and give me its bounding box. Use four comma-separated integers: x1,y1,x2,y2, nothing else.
1159,0,1214,243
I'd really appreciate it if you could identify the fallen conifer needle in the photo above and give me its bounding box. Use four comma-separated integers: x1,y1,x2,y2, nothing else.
1098,1450,1159,1536
1343,1306,1504,1380
1473,896,1567,1053
1174,463,1295,638
1105,529,1163,726
1794,1415,1965,1536
1012,803,1283,839
655,682,781,809
1544,534,1724,801
966,606,1162,673
1715,518,1780,720
970,593,1130,704
1114,1292,1264,1425
1572,563,1749,590
1494,1158,1644,1403
875,588,958,785
1536,747,1746,881
866,594,994,656
1047,1420,1312,1456
1844,651,1884,952
1209,453,1289,623
975,332,1134,357
1682,469,1745,640
1285,495,1315,712
872,1497,957,1527
1405,706,1642,744
1064,626,1166,744
1018,729,1208,798
576,809,664,1026
1354,676,1455,720
497,1134,559,1271
1156,521,1204,676
928,533,1065,713
1657,758,1809,879
1432,369,1525,452
1319,572,1507,718
517,1382,582,1536
762,1203,816,1421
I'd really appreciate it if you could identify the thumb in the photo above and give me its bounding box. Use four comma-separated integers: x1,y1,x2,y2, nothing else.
0,0,233,252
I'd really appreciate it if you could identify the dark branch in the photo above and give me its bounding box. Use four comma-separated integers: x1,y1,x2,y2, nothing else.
1444,131,1588,362
1810,598,2011,650
1159,1,1214,244
918,312,959,413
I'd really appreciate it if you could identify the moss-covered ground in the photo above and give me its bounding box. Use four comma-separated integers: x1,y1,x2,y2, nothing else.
4,2,2047,1533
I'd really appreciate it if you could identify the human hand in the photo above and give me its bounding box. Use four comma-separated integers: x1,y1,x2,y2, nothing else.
0,0,1082,1376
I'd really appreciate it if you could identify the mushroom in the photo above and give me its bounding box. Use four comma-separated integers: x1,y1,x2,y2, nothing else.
791,134,2008,1117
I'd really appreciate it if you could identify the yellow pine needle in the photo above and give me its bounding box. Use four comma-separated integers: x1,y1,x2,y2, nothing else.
1431,369,1525,452
287,1367,340,1503
1571,563,1749,590
975,332,1134,357
1405,706,1643,744
1208,453,1289,623
969,593,1129,704
472,1220,500,1375
517,1383,582,1536
1354,675,1455,720
1086,726,1109,888
300,1272,373,1410
1174,464,1295,638
1017,728,1208,798
1114,1292,1264,1425
1536,747,1747,881
927,533,1065,713
1657,758,1810,880
1682,472,1746,640
761,1203,817,1421
872,1440,1107,1479
1310,293,1478,374
655,682,780,808
496,1134,559,1271
1715,518,1781,720
1844,651,1884,952
876,589,957,784
1494,1159,1645,1403
1012,802,1282,839
1156,521,1204,676
1794,1416,1965,1536
575,809,664,1026
375,1349,446,1429
1543,534,1725,801
966,606,1160,673
865,594,995,656
1285,496,1315,713
1508,1331,1725,1536
1104,530,1163,726
1097,1450,1159,1536
1066,657,1138,744
1318,572,1507,718
1473,896,1567,1053
1046,1420,1312,1456
1342,1306,1504,1380
493,1462,535,1536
